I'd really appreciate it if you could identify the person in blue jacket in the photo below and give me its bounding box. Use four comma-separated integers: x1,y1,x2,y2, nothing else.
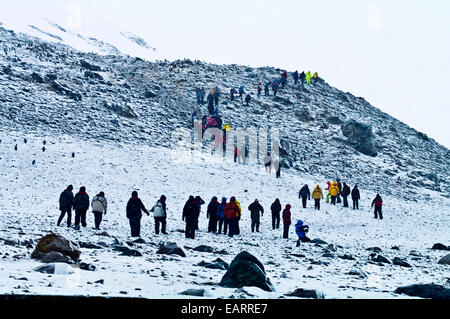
238,86,245,100
295,219,311,246
217,197,227,234
293,71,299,85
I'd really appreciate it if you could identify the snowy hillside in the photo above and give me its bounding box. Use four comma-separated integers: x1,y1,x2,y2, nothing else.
0,132,449,299
0,2,160,61
0,24,449,299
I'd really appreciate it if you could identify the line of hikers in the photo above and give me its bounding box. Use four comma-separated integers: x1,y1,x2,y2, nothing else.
57,182,384,241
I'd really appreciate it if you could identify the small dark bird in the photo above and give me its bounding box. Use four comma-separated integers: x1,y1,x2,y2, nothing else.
43,140,46,145
72,152,75,158
24,138,27,143
42,146,46,152
32,160,36,165
14,144,17,151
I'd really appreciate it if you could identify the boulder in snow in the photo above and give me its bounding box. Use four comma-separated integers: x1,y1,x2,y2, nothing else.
394,283,450,299
157,242,186,257
437,254,450,265
285,288,324,299
432,243,448,251
31,233,80,261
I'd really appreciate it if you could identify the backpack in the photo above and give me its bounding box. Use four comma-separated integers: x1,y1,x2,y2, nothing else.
92,196,105,212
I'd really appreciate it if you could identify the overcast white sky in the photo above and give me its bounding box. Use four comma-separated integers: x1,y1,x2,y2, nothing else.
2,0,450,148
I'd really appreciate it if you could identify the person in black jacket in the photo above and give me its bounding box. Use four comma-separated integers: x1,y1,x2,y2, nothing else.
57,185,74,227
248,199,264,232
126,191,149,237
270,198,282,229
299,185,311,208
341,182,351,208
351,185,360,210
207,196,219,233
73,186,90,230
183,196,197,239
336,179,342,204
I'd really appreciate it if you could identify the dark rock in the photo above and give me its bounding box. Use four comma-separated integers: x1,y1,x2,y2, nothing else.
31,233,80,261
179,289,206,297
78,242,102,249
366,247,382,253
34,263,74,274
3,239,19,247
285,288,324,299
432,243,448,251
80,60,102,71
392,257,412,268
30,72,44,83
326,116,343,125
94,279,104,284
157,243,186,257
370,254,391,264
144,90,157,98
322,253,335,258
347,269,367,278
197,258,229,270
79,262,96,271
95,231,111,237
391,246,400,250
193,245,214,253
84,71,103,81
45,73,58,81
437,254,450,265
311,238,328,245
394,283,450,299
42,251,73,264
219,251,274,292
133,238,146,244
341,120,378,157
338,254,356,261
112,245,142,257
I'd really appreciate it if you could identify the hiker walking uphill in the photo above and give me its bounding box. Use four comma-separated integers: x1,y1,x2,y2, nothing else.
371,194,383,220
217,197,227,234
230,88,237,101
91,191,107,230
295,219,311,246
245,94,251,106
293,71,299,85
73,186,90,230
341,182,351,208
257,82,262,97
305,71,312,85
151,195,167,235
351,185,361,210
183,196,197,239
57,185,74,227
313,72,319,84
329,181,339,205
299,71,306,87
282,204,292,238
270,198,282,229
299,184,311,208
280,71,288,89
264,82,270,96
272,81,279,96
225,197,240,238
238,86,245,100
212,86,220,106
207,196,219,233
126,191,149,238
311,185,324,210
248,199,264,232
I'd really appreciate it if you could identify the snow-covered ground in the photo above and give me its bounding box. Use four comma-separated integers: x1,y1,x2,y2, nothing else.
1,130,449,299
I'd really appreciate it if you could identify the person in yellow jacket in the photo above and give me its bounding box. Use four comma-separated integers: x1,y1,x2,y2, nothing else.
329,181,339,205
311,185,324,210
313,72,319,85
235,199,242,235
305,71,312,85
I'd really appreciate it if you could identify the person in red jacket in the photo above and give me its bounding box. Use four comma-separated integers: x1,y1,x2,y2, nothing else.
371,194,383,220
257,82,262,97
225,197,240,237
282,204,292,238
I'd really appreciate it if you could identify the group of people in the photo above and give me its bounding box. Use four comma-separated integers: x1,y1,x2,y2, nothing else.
57,179,384,244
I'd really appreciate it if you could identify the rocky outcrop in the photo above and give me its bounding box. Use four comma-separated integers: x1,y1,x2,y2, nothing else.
341,120,378,157
157,242,186,257
31,233,80,261
394,283,450,299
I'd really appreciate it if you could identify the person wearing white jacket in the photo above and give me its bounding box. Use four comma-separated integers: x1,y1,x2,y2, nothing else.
91,192,107,230
151,195,167,234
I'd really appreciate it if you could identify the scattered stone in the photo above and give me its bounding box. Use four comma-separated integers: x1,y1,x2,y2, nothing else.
197,258,229,270
392,257,412,268
34,263,75,274
113,245,142,257
31,233,80,261
94,279,104,284
370,254,391,264
286,288,324,299
432,243,448,251
42,251,73,264
338,254,356,261
347,269,367,278
394,283,450,299
96,231,111,237
219,251,275,292
79,262,96,271
437,254,450,265
409,250,422,257
311,238,328,245
391,246,400,250
366,247,382,253
322,252,335,258
193,245,214,253
157,243,186,257
133,238,146,244
326,244,337,252
179,289,206,297
80,60,102,71
78,242,102,249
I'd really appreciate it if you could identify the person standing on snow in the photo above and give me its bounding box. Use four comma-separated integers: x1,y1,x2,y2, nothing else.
126,191,149,237
293,70,299,85
264,82,270,96
151,195,168,235
234,197,242,235
305,71,312,85
183,196,197,239
299,71,306,87
248,199,264,232
245,94,251,106
282,204,292,239
57,185,74,227
217,197,227,234
73,186,90,230
313,72,319,84
341,182,351,208
230,88,237,101
336,179,343,204
207,196,219,233
192,196,205,230
351,185,361,210
238,86,245,100
272,81,279,96
270,198,282,230
257,82,262,97
371,194,383,219
298,184,311,208
225,197,240,237
311,185,324,210
329,181,340,205
91,191,107,230
295,219,311,246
